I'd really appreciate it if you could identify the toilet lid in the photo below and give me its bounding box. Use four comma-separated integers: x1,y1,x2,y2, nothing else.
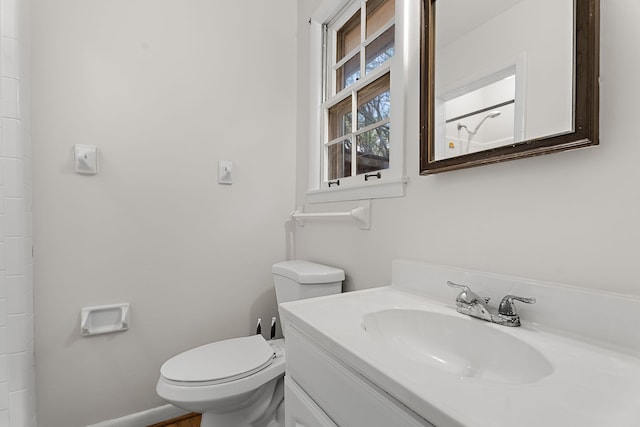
161,335,275,384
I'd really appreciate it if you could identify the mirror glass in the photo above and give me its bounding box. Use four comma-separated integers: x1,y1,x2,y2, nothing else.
421,0,599,173
434,0,573,160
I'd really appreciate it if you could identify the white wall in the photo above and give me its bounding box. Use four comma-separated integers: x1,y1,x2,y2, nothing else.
31,1,297,426
0,0,36,424
295,0,640,299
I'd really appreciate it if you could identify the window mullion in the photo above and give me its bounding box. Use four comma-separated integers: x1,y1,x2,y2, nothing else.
333,47,359,70
354,118,390,136
363,18,395,47
323,62,390,109
351,89,358,177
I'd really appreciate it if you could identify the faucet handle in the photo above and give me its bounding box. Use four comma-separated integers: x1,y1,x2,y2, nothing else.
447,281,486,304
447,281,470,292
498,295,536,316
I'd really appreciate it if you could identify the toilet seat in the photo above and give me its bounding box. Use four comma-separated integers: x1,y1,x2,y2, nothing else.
156,338,286,414
161,335,275,386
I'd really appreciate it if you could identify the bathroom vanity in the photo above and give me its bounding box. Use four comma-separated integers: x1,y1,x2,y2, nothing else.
280,260,640,427
284,320,430,427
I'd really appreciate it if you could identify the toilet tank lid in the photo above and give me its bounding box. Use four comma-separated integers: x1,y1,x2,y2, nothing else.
272,260,345,284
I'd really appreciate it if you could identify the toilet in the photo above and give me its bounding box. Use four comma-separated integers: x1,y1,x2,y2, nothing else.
156,260,344,427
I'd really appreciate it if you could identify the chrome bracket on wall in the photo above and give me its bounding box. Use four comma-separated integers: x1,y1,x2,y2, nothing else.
290,200,371,230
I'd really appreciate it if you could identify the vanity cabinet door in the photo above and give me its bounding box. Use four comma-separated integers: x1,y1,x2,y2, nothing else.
285,376,338,427
286,326,433,427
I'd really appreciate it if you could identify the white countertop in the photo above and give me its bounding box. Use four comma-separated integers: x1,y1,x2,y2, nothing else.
281,286,640,427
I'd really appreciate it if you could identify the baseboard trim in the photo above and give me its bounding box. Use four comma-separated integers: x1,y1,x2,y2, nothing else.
87,404,189,427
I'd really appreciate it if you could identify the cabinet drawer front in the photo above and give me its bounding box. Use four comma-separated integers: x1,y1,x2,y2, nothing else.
287,327,432,427
285,376,338,427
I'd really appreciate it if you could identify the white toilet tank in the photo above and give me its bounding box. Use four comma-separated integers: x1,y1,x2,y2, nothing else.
272,260,344,306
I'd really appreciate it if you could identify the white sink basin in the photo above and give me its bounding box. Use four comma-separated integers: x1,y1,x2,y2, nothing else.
362,308,553,384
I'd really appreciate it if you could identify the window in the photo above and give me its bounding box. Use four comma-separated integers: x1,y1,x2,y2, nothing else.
308,0,407,203
326,74,390,180
326,0,394,182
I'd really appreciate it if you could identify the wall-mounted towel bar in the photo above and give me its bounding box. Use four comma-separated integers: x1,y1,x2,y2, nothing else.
291,200,371,230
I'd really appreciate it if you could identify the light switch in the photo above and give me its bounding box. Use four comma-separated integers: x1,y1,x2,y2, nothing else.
74,144,98,175
218,160,233,184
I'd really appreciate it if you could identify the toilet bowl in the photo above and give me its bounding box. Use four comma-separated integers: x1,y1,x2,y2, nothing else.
156,261,344,427
157,336,286,427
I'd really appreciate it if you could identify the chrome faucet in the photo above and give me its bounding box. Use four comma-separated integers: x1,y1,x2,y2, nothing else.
447,281,535,327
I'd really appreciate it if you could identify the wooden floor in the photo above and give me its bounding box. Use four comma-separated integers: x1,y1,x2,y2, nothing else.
147,413,201,427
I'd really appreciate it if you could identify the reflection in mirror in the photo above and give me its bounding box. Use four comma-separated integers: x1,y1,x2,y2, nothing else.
420,0,599,174
440,73,516,158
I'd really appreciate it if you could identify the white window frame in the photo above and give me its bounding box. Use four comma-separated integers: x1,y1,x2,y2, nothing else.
307,0,408,204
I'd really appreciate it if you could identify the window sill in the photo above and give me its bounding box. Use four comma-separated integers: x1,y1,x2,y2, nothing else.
306,176,408,204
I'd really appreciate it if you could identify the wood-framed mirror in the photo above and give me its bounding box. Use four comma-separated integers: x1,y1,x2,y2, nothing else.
420,0,600,174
